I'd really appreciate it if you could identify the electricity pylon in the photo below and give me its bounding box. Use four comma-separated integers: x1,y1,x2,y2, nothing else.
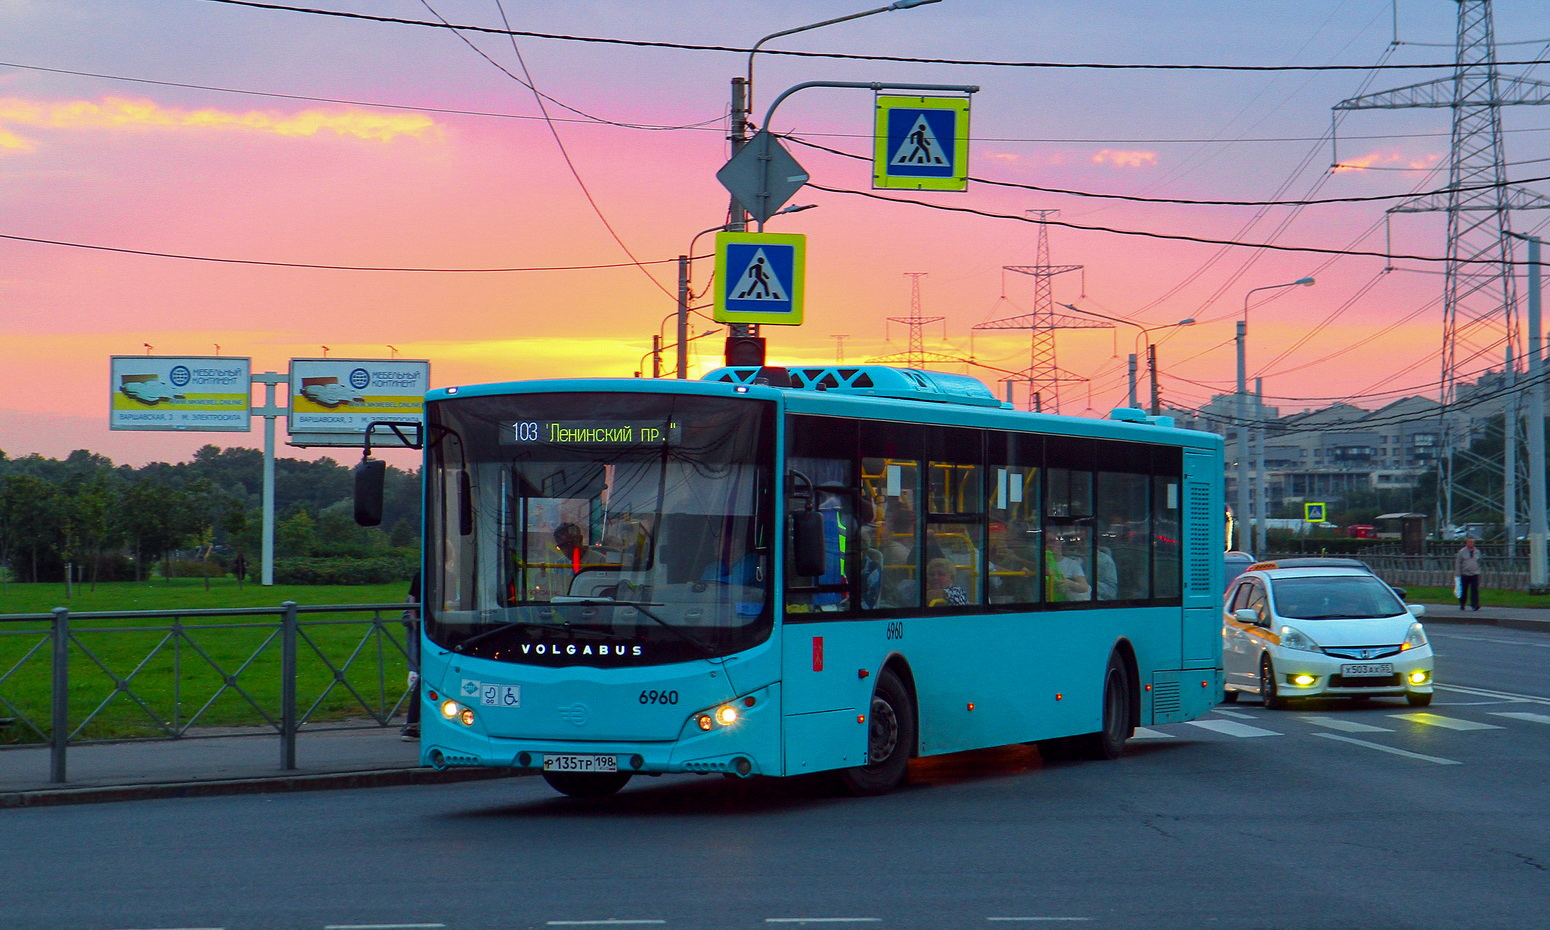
868,273,970,369
1335,0,1550,535
972,211,1108,412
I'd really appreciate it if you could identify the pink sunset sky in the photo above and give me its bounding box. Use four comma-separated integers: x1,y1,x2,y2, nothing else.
2,0,1547,468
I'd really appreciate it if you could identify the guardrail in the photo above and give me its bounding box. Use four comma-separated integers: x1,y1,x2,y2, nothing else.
0,602,413,783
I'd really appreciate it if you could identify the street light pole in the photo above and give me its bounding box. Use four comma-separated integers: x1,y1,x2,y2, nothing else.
1060,303,1192,415
1238,277,1315,553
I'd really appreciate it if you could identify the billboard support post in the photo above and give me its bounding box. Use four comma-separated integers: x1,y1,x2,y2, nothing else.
253,372,289,586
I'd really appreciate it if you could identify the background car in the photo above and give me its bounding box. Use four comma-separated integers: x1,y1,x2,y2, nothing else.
1223,565,1433,708
1223,550,1256,593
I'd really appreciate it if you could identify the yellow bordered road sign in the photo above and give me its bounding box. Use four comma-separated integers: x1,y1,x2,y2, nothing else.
1305,502,1328,523
874,94,971,191
714,231,806,325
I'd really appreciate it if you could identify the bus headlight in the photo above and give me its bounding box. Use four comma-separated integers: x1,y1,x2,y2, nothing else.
716,705,740,726
441,699,461,719
692,700,749,733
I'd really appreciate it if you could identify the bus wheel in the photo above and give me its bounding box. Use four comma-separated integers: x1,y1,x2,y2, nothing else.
836,669,915,796
1072,654,1134,761
541,770,633,798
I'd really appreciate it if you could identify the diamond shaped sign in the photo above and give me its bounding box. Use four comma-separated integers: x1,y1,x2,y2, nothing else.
716,129,810,226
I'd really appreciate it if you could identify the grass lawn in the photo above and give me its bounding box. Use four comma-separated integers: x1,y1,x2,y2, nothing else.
0,579,415,744
1402,585,1550,609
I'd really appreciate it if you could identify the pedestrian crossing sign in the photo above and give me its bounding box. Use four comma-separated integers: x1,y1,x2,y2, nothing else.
874,94,971,191
1305,502,1327,522
714,231,806,325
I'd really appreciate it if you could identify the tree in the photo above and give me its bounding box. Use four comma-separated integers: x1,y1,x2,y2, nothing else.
0,474,66,582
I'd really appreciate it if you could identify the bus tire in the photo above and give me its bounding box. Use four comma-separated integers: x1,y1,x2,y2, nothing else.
541,770,633,798
836,669,915,796
1072,653,1134,761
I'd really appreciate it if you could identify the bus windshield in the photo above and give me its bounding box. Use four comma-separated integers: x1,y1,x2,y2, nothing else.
425,391,775,667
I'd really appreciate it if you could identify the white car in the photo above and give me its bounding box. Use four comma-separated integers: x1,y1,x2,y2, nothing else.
119,378,183,405
301,382,364,408
1223,565,1433,708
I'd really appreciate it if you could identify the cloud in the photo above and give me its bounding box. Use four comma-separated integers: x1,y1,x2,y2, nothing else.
1332,150,1441,173
1091,149,1158,169
0,96,443,148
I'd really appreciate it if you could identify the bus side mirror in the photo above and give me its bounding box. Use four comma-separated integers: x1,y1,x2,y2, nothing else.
459,471,474,537
791,511,827,577
354,458,386,527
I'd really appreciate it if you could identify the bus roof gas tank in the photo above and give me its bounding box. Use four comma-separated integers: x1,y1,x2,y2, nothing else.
704,365,1009,409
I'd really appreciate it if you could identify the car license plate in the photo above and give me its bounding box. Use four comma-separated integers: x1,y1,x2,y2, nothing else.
1341,663,1394,677
543,753,618,773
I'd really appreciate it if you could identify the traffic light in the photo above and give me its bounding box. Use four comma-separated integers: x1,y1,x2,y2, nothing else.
724,335,766,368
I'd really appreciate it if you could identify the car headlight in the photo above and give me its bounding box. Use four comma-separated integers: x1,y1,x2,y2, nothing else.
1278,625,1321,653
1402,622,1428,651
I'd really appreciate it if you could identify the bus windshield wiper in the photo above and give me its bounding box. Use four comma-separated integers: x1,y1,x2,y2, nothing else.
551,596,717,657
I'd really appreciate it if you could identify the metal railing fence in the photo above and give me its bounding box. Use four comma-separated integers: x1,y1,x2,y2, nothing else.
0,601,413,783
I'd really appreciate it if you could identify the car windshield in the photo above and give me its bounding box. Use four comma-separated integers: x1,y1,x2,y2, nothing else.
425,390,776,667
1270,575,1405,620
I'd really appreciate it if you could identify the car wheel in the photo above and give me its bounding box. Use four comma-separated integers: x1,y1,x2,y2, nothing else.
1071,654,1134,761
1260,658,1288,710
1222,688,1240,704
1406,690,1433,707
836,669,915,796
541,770,633,798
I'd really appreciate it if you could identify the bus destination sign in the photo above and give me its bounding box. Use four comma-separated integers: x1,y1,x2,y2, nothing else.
504,420,680,446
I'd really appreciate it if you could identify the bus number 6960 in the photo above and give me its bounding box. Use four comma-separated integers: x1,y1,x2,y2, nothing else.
639,690,679,705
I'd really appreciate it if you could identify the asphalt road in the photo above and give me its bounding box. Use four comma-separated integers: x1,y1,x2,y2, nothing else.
4,623,1548,930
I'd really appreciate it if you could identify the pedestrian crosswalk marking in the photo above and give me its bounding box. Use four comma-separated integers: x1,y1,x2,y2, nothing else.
1299,716,1392,733
1185,719,1281,738
1489,711,1550,725
1390,712,1503,731
730,248,787,302
1131,727,1174,740
1312,732,1461,765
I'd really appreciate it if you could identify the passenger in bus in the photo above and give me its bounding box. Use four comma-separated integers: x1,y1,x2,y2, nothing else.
552,522,608,573
1095,546,1119,600
926,557,969,606
987,521,1038,602
1045,535,1091,602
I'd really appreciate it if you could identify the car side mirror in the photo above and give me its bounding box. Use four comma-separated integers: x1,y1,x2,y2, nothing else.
1408,604,1426,618
1234,607,1261,626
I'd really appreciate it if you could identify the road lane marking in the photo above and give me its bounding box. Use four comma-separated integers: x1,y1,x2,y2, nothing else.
1438,684,1550,705
765,920,881,924
1185,719,1281,738
987,919,1094,922
1490,711,1550,725
1131,727,1174,739
546,923,666,927
1313,732,1460,764
1212,709,1259,720
1389,712,1503,730
327,925,446,929
1299,716,1392,733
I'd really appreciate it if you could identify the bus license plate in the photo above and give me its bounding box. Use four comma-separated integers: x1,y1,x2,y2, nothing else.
1341,663,1394,677
543,754,617,773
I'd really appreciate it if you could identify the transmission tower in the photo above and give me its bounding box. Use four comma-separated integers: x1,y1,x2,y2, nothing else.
1335,0,1550,534
972,211,1109,412
868,273,969,368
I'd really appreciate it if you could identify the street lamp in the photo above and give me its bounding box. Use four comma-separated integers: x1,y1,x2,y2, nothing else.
673,203,818,379
1061,304,1194,414
730,0,943,229
1237,277,1315,554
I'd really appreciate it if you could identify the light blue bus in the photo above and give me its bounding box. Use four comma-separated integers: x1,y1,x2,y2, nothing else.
402,365,1223,797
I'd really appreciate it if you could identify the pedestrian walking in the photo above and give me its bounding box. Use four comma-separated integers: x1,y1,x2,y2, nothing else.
1455,536,1482,611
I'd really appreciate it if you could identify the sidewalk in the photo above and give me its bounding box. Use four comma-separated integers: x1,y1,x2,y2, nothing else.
0,724,518,809
3,604,1546,809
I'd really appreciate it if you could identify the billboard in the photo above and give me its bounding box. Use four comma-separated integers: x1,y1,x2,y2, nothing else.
109,356,252,432
287,358,429,447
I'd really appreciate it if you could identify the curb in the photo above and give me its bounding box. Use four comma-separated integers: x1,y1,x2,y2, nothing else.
1,766,525,810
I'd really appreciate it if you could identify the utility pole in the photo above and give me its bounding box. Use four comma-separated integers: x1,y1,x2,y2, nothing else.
868,273,969,369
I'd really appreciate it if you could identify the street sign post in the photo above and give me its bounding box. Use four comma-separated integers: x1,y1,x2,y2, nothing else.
714,231,805,325
873,94,971,191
